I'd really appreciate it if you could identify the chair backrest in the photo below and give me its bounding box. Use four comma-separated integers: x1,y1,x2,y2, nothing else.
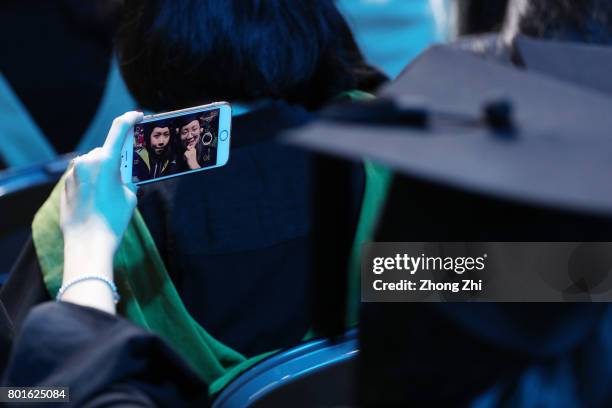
0,156,71,283
213,330,358,408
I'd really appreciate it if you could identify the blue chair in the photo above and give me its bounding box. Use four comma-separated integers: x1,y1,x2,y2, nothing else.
213,330,358,408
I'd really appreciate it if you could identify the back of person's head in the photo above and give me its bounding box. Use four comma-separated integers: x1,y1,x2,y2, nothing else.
504,0,612,44
116,0,385,112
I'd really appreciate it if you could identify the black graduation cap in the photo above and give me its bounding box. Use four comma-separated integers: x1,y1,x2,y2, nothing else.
515,35,612,96
288,44,612,218
289,42,612,347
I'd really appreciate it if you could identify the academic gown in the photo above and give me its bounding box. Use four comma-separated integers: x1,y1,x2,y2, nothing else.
2,301,209,407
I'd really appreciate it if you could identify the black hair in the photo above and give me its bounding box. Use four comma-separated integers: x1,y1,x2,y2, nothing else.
144,119,172,148
143,119,174,159
116,0,387,111
515,0,612,44
174,114,203,134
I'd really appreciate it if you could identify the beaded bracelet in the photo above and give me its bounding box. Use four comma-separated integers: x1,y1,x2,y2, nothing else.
56,275,120,304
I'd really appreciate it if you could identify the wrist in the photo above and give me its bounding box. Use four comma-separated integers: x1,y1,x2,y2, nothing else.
58,278,117,315
61,239,117,315
63,238,115,281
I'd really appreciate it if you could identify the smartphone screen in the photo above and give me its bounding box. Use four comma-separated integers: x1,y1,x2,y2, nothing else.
124,102,231,185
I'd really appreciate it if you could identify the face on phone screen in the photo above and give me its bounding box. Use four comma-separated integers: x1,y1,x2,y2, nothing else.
131,108,222,184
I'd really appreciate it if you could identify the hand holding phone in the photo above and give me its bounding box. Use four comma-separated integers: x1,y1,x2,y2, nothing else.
121,102,232,185
60,111,144,313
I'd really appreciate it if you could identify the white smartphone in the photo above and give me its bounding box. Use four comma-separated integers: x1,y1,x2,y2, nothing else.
121,102,231,185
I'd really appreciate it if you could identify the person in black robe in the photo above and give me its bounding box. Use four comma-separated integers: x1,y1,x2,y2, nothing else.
3,302,209,407
115,0,384,355
0,0,386,381
357,0,612,405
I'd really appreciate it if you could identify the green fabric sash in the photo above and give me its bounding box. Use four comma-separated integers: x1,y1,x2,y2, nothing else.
31,92,392,395
340,90,394,327
347,162,392,326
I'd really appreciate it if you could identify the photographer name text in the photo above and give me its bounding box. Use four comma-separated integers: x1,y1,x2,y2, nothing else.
371,253,486,294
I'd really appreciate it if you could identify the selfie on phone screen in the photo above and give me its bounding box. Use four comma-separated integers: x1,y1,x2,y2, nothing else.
124,103,231,185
